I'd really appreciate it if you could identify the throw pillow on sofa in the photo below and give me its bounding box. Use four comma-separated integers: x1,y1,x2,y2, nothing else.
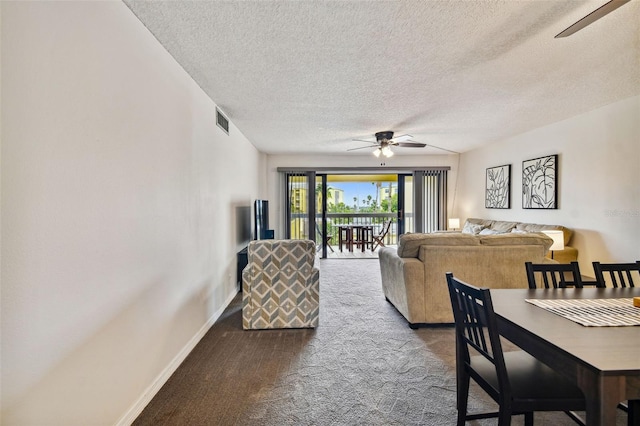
462,222,484,235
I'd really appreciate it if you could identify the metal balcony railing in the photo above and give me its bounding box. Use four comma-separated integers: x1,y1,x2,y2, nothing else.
290,212,416,248
320,213,397,247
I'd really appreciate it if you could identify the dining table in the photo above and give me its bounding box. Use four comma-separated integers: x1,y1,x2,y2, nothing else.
491,287,640,426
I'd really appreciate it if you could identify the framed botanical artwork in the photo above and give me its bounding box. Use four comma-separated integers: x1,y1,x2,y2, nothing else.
522,154,558,209
485,164,511,209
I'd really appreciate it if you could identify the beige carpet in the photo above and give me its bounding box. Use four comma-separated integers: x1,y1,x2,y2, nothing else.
133,259,626,425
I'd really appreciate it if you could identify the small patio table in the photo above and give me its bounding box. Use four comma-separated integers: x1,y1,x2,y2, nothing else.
338,225,373,252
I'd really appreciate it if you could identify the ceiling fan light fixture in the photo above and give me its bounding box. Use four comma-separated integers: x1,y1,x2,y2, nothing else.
350,130,432,155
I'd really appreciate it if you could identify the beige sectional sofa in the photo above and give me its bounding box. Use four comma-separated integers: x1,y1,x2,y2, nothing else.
379,231,553,327
464,218,577,263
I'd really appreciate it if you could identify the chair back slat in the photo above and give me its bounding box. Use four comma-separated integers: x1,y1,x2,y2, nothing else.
525,261,583,289
446,273,510,393
461,293,489,356
592,261,639,288
624,270,636,287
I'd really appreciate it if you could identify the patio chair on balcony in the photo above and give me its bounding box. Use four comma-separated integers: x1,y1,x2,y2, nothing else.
316,223,335,253
372,219,392,251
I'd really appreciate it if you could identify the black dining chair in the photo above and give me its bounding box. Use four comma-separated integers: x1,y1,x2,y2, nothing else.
446,273,586,426
524,261,583,289
591,261,640,423
592,261,640,288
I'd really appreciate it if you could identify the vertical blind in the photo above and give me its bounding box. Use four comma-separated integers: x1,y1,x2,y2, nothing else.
284,171,315,240
422,170,448,233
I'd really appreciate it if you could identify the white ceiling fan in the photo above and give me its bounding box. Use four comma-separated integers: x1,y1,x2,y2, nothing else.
555,0,631,38
348,131,458,157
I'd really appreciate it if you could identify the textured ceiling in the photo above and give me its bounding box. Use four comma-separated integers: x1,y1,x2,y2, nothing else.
124,0,640,155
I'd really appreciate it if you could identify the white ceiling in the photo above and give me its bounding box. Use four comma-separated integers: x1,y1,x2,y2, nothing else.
124,0,640,156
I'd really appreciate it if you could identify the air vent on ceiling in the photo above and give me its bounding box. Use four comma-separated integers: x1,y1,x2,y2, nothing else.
216,108,229,134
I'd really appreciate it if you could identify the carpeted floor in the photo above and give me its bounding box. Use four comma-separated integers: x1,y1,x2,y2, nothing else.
133,259,625,425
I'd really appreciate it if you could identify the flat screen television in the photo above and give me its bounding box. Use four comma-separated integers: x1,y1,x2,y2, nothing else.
254,199,273,240
236,205,252,247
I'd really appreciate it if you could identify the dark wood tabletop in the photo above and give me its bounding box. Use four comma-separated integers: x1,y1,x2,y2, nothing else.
491,287,640,426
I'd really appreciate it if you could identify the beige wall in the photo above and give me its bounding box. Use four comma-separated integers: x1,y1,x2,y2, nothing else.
1,2,263,424
456,95,640,271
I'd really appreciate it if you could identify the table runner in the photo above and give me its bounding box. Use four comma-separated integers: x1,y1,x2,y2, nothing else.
525,298,640,327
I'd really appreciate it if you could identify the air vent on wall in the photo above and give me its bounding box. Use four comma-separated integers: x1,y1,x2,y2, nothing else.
216,108,229,134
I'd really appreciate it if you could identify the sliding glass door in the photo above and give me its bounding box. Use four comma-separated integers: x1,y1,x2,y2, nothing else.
284,171,315,241
282,168,448,258
397,174,412,235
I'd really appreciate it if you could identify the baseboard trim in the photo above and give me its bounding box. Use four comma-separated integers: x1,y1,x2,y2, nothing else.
116,289,238,426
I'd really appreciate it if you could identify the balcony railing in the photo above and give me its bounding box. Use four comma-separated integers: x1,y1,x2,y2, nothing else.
290,212,415,248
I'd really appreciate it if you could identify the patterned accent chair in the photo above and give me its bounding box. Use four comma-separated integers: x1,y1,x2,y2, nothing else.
242,239,320,330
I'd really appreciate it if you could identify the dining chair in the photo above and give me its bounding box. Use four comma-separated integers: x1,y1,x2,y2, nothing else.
338,225,353,252
524,261,583,289
446,273,586,426
592,261,639,288
371,219,392,251
315,222,335,253
591,260,640,422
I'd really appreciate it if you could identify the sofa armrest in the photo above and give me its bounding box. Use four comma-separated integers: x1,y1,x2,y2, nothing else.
379,247,424,324
545,246,578,263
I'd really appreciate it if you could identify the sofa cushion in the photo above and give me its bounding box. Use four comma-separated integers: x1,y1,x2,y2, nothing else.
489,220,519,233
397,232,480,258
479,233,553,250
466,218,494,228
515,222,573,245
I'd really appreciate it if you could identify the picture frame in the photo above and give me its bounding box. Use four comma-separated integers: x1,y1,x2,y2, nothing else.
485,164,511,209
522,154,558,209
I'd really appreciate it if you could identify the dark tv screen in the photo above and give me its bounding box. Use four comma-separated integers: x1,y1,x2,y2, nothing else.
254,199,270,240
236,205,252,246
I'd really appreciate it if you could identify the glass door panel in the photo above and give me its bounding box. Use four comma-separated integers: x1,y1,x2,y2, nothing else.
398,174,414,235
286,172,312,240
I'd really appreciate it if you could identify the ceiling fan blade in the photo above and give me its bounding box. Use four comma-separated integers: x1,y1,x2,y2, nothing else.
390,134,413,143
424,143,460,154
395,142,427,148
347,145,378,151
352,138,376,143
555,0,631,38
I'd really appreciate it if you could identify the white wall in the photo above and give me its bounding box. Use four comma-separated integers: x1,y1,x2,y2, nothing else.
266,154,461,237
456,95,640,271
1,2,263,424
